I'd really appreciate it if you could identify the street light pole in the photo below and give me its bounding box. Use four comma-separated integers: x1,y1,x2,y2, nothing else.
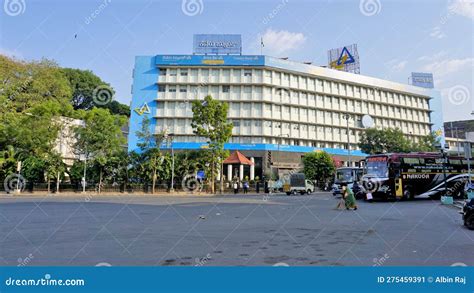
344,114,351,167
168,134,175,192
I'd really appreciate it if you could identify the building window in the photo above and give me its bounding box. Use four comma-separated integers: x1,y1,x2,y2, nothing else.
179,88,187,93
158,86,166,92
159,68,166,76
169,87,176,93
233,120,240,127
169,69,177,76
180,71,188,76
222,85,230,93
244,70,252,77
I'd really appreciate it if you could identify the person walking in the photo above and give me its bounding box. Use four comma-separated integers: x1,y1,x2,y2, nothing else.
243,181,249,194
343,185,358,210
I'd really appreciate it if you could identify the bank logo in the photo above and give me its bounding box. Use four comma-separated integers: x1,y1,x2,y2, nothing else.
134,102,150,116
330,46,355,70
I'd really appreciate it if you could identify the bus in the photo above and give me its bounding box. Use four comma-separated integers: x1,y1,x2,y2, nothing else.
363,152,474,200
332,167,364,196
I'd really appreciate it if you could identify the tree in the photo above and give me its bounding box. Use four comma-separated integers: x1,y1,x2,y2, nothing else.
74,108,127,193
135,116,167,194
62,68,130,116
358,128,411,155
191,96,233,193
412,132,439,152
302,151,335,186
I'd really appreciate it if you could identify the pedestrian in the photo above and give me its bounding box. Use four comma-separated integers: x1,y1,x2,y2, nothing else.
343,185,358,210
233,181,239,194
243,181,249,194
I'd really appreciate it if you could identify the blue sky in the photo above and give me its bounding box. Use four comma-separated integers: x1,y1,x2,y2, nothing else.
1,0,473,122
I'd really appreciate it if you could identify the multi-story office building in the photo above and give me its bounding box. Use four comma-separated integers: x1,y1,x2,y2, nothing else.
128,54,443,181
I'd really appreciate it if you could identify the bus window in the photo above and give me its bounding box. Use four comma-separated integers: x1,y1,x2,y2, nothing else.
402,158,420,165
366,161,388,177
449,159,462,165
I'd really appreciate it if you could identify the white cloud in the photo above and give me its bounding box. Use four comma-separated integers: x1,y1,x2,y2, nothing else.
417,51,448,62
260,29,306,56
449,0,474,19
422,57,474,78
385,59,407,72
429,26,446,39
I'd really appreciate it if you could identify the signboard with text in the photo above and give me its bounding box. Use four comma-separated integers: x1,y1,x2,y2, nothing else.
193,34,242,55
411,72,434,88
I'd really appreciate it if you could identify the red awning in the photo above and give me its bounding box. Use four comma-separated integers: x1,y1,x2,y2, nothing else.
223,151,254,165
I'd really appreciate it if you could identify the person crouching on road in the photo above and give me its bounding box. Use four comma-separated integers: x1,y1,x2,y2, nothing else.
343,185,358,210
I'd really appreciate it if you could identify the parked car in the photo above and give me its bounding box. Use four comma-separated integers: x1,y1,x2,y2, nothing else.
462,199,474,230
283,173,314,195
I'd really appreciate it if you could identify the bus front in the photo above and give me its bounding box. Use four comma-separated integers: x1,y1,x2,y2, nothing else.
363,155,392,198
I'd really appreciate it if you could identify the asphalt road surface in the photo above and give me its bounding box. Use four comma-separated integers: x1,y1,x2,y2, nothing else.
0,192,471,266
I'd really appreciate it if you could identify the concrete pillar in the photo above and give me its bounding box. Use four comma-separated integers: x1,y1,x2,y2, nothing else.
227,164,232,182
250,157,255,180
239,164,244,181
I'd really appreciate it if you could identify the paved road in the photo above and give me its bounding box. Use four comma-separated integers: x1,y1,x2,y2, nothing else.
0,193,472,266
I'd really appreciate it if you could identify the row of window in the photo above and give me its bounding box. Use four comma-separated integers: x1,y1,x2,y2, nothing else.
157,101,431,126
155,117,430,137
157,68,431,108
157,84,430,110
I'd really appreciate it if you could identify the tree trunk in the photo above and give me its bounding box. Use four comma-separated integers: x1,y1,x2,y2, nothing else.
152,168,157,194
220,160,224,194
47,177,50,194
99,168,103,193
56,171,60,194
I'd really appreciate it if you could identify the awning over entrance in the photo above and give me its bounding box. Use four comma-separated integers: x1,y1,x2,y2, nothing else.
223,151,254,165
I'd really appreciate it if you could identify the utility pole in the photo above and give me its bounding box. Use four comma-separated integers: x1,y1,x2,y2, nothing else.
344,114,351,167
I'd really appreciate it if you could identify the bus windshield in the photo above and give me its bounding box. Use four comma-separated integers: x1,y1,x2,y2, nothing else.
335,169,354,183
366,160,388,178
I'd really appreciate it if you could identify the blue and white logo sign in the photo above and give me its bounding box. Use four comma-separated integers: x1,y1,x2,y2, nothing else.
193,34,242,55
411,72,434,88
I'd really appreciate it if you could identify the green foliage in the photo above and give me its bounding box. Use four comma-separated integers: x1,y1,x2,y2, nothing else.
74,107,127,190
62,68,130,116
359,128,439,154
358,128,411,155
191,95,233,192
302,151,336,183
412,132,439,152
